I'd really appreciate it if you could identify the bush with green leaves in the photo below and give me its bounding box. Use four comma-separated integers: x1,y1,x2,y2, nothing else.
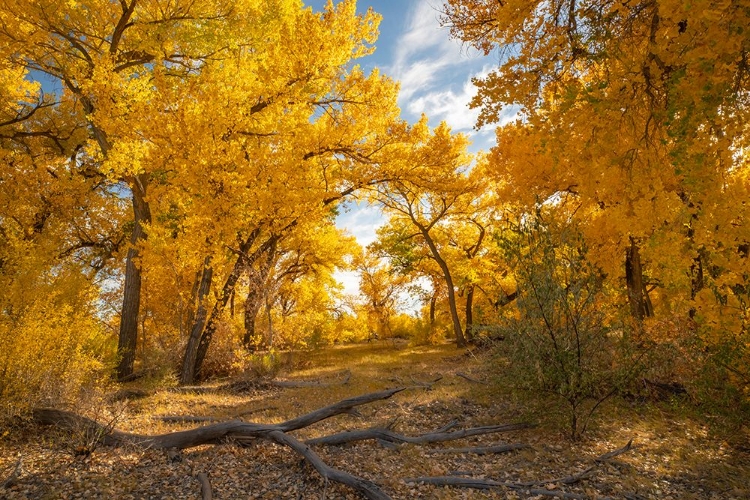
497,213,645,440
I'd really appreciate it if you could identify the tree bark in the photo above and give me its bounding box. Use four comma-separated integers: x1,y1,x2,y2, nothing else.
625,238,653,323
192,233,278,381
116,173,152,379
429,291,437,328
180,256,213,385
421,229,466,347
242,239,277,349
464,285,475,342
242,289,264,350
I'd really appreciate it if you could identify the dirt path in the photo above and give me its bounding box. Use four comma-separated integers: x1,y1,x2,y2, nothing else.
1,342,749,499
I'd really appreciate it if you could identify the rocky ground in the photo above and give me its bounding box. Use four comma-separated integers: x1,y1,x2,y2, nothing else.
1,342,749,499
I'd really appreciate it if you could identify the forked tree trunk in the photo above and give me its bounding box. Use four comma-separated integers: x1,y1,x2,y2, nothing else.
242,239,277,349
421,229,466,347
191,233,279,382
116,173,152,379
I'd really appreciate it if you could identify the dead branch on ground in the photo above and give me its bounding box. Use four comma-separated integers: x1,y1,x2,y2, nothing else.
428,443,529,455
30,387,535,500
405,440,634,498
196,472,212,500
456,371,487,384
305,422,532,447
1,457,22,489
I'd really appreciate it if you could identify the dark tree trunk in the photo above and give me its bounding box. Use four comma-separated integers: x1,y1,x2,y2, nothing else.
191,233,279,382
625,238,653,323
429,292,437,328
180,256,213,385
116,173,152,379
242,239,277,349
243,288,264,349
689,251,704,319
464,285,474,342
421,229,466,347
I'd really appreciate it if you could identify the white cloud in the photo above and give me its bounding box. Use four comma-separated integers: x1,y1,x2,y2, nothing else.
386,0,495,145
335,201,385,249
407,65,490,132
333,270,360,297
389,1,480,103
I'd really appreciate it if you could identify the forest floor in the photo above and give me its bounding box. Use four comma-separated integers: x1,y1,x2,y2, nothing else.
1,341,749,499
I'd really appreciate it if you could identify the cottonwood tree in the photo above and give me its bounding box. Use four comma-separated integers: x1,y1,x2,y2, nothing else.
145,1,409,383
242,221,356,350
355,250,409,340
0,59,124,411
0,0,289,378
372,120,476,346
443,0,750,381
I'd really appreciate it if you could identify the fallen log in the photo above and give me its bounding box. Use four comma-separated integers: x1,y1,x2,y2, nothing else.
33,387,407,449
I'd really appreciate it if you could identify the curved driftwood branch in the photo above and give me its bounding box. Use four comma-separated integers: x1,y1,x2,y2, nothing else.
32,387,407,450
404,441,634,498
305,422,532,447
428,443,529,455
268,431,390,500
196,472,212,500
31,388,409,500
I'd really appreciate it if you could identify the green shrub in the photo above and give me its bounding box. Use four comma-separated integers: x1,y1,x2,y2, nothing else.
496,214,647,440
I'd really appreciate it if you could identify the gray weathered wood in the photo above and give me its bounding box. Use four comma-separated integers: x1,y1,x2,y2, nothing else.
305,422,532,446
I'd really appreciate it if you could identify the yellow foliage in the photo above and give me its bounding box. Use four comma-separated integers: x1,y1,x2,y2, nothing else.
0,274,113,417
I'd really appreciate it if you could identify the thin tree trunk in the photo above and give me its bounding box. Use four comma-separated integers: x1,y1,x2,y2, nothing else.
464,285,474,342
243,288,264,349
429,292,437,328
242,239,277,349
265,296,274,348
689,251,704,319
421,229,466,347
116,173,152,379
180,256,213,385
192,233,278,381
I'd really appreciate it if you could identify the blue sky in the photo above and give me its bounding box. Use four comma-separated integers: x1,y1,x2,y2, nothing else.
303,0,501,298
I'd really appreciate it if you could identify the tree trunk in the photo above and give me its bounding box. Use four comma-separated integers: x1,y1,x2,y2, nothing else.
421,229,466,347
689,251,704,319
242,239,277,349
191,233,278,381
464,285,474,342
116,173,152,379
625,238,653,323
242,288,264,349
265,296,274,348
180,257,213,385
429,292,437,328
